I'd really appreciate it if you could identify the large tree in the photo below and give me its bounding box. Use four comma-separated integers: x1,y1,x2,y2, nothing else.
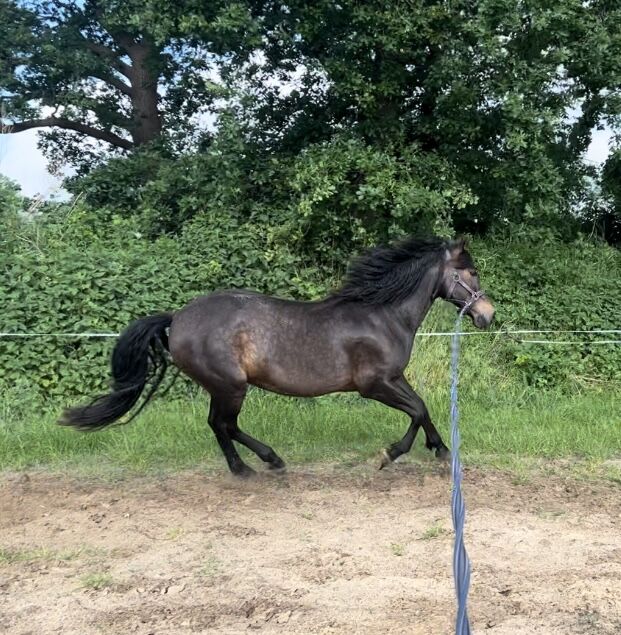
241,0,621,231
0,0,258,170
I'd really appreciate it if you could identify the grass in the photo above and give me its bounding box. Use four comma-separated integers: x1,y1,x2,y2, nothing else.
80,572,115,590
0,545,107,565
0,387,619,476
390,543,405,557
0,547,66,564
165,527,185,540
420,524,447,540
197,556,220,578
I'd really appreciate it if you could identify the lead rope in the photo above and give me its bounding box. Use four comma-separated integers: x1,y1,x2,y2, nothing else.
451,308,472,635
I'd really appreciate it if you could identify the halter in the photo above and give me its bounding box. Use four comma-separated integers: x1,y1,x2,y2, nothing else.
447,271,486,315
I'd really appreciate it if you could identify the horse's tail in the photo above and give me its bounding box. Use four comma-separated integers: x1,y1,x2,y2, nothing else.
59,313,174,431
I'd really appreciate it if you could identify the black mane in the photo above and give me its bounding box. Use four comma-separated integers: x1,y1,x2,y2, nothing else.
332,236,449,305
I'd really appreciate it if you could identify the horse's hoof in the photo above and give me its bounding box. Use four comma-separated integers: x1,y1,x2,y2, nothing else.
435,446,451,461
268,465,287,475
378,449,393,470
234,465,256,479
268,457,286,472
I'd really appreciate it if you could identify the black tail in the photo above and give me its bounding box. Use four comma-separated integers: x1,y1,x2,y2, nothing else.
59,313,174,431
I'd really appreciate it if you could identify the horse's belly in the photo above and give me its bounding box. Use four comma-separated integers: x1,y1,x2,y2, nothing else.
248,356,353,397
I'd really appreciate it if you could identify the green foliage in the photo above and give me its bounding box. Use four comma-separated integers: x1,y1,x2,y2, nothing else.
596,150,621,245
249,0,621,233
3,0,621,240
1,205,619,400
64,149,167,214
288,136,476,261
0,175,26,225
66,115,262,237
0,0,259,170
470,228,621,386
0,204,322,400
69,131,475,256
53,0,621,250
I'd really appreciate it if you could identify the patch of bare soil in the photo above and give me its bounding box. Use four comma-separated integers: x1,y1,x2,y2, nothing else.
1,464,620,634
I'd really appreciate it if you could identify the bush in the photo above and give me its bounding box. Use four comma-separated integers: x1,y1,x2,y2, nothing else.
471,227,621,387
66,130,476,254
0,204,324,400
1,207,619,400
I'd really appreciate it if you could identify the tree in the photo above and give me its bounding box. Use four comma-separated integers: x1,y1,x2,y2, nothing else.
240,0,621,232
0,0,259,171
593,149,621,245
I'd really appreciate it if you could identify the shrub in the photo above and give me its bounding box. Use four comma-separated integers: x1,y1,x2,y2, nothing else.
2,209,619,400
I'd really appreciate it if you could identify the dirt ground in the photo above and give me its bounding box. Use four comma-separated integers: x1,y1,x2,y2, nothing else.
1,463,620,635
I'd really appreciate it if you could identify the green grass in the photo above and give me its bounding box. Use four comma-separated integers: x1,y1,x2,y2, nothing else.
0,547,69,564
420,524,447,540
80,572,115,590
390,543,405,556
0,545,107,565
0,387,619,476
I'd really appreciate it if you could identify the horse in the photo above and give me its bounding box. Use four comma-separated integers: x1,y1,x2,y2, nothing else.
60,236,495,476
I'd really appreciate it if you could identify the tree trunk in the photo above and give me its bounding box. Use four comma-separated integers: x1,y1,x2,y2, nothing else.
124,38,163,146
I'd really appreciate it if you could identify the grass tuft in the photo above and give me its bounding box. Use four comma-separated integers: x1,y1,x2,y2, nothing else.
390,543,405,557
420,524,447,540
80,572,115,590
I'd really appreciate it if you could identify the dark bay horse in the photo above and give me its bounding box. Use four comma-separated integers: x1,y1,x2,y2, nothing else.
61,236,495,476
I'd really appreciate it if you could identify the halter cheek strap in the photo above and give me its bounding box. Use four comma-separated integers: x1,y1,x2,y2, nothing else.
447,271,486,314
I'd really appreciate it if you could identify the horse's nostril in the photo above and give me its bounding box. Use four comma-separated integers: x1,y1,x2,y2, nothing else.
473,312,493,329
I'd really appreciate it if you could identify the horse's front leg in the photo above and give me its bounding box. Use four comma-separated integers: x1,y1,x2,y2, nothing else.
359,375,449,468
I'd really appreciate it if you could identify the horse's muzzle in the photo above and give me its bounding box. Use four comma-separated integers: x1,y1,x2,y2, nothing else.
470,299,495,329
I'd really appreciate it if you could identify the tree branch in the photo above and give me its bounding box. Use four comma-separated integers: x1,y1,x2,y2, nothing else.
82,39,133,78
89,71,133,97
1,117,134,149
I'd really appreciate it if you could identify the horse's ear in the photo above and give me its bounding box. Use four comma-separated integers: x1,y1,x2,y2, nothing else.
448,236,468,256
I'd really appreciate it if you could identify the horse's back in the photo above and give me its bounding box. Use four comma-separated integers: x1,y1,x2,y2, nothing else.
168,289,355,395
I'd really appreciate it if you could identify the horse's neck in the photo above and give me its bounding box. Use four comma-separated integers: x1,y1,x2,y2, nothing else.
394,277,437,333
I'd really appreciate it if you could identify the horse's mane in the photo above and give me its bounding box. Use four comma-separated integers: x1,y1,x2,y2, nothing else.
332,236,451,305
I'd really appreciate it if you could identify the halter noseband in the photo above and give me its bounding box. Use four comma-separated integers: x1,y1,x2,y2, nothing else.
447,271,486,315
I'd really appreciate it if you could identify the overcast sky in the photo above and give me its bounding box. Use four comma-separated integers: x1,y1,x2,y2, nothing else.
0,125,615,199
1,129,66,198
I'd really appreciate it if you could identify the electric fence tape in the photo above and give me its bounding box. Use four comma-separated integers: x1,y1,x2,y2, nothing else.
1,328,620,341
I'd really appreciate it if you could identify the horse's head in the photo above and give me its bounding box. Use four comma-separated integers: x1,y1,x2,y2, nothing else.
438,238,495,329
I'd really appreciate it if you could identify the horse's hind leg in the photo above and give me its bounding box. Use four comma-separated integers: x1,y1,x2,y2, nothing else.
208,392,255,478
379,420,421,469
210,388,285,474
229,424,286,471
216,389,285,471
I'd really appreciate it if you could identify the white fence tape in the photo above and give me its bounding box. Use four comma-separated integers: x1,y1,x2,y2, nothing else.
1,329,620,345
416,329,621,336
0,332,119,338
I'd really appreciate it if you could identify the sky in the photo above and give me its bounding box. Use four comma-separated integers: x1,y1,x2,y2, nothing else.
0,124,616,199
0,128,67,198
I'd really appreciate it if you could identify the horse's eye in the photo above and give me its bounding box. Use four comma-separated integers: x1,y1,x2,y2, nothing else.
469,270,478,277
